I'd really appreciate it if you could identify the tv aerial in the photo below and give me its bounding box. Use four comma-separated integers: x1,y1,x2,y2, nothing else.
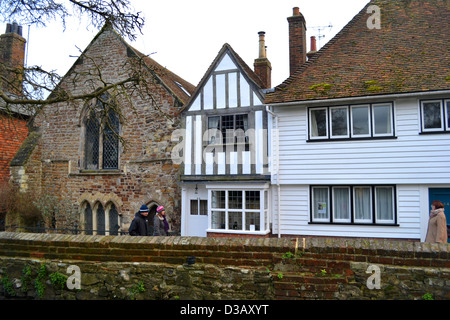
309,24,333,49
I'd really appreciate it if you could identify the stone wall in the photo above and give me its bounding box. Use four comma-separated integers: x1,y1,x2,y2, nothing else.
0,232,448,300
8,26,189,234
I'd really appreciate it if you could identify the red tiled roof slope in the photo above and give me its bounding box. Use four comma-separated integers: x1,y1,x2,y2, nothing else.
266,0,450,104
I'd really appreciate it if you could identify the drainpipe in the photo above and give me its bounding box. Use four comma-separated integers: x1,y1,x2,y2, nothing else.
266,105,281,238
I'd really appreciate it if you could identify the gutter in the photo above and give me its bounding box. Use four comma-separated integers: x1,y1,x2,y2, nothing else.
267,90,450,108
266,105,281,238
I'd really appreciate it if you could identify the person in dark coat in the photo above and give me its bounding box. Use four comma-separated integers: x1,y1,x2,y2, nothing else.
153,206,169,236
128,205,150,236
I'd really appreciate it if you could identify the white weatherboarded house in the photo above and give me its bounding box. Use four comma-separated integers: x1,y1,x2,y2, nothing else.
265,1,450,241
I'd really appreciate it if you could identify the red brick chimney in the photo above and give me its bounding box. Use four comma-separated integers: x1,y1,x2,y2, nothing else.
0,22,26,96
254,31,272,89
307,36,318,60
287,7,307,76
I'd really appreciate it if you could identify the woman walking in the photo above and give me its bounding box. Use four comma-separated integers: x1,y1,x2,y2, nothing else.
153,206,169,236
425,200,448,243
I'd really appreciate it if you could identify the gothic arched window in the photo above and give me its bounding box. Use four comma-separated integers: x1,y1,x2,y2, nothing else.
84,203,93,235
108,203,120,235
83,93,120,170
96,203,105,235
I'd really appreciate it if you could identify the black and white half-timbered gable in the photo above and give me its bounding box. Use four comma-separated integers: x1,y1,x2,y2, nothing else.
180,39,274,237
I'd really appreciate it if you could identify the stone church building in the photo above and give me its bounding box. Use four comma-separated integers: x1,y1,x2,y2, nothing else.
9,23,195,235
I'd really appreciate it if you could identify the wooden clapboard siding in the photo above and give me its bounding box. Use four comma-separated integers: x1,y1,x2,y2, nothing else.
274,98,450,185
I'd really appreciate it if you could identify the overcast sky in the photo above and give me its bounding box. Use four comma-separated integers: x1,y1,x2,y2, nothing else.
4,0,370,88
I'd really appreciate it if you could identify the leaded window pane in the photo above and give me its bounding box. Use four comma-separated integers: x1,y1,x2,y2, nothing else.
221,115,234,144
97,204,105,235
228,211,242,230
84,204,93,235
212,211,225,229
109,204,119,235
103,110,119,169
245,191,260,209
228,191,242,209
212,191,226,209
85,114,99,169
245,212,260,231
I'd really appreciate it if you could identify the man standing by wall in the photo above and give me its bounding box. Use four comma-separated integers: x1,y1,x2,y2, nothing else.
128,205,150,236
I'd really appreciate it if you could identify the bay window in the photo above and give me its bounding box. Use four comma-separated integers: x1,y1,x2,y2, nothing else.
209,189,269,233
311,185,396,225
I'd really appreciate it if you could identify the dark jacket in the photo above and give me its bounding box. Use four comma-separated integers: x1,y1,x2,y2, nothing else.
128,212,149,236
153,214,168,236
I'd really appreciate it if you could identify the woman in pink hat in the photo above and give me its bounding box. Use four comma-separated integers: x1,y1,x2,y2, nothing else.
153,206,169,236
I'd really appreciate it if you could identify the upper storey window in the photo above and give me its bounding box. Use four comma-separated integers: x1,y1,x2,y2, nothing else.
308,102,394,141
84,94,120,170
420,99,450,133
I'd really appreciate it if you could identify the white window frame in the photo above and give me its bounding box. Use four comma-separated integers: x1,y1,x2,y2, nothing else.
372,103,394,137
351,104,371,138
310,185,397,225
332,186,351,223
445,99,450,131
421,100,444,132
309,107,329,140
330,106,350,139
374,186,395,224
311,186,330,222
206,185,269,234
353,186,373,223
308,102,395,141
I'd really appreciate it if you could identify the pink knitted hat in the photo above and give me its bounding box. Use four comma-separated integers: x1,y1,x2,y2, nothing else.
156,206,165,213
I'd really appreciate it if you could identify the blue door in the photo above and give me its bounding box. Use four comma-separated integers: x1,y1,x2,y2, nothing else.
429,188,450,243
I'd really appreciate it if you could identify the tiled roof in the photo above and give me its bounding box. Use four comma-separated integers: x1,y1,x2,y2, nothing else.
266,0,450,104
131,47,196,105
58,23,195,106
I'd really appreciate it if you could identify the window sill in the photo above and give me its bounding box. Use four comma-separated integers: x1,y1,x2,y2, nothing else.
308,222,399,227
307,136,397,143
419,131,450,135
72,169,123,176
206,229,270,235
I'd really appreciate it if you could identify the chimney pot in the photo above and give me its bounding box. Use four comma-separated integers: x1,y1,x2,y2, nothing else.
254,31,272,89
258,31,266,58
307,36,318,61
287,7,307,76
310,36,317,52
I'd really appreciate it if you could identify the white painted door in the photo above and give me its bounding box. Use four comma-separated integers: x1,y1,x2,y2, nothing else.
187,197,208,237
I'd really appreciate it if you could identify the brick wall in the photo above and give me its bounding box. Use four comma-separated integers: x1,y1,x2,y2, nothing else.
0,232,448,300
0,114,28,182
